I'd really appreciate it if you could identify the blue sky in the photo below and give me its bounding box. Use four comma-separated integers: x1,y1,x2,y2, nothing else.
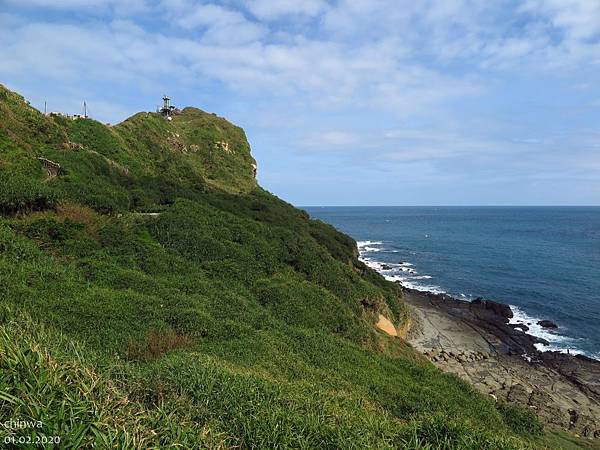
2,0,600,205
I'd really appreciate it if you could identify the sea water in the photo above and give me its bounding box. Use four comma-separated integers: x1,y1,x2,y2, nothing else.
304,207,600,359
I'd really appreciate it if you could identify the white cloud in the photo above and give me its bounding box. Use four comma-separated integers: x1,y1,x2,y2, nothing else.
0,10,468,118
4,0,150,14
0,20,181,83
2,1,599,153
242,0,329,20
320,0,600,70
520,0,600,40
302,131,361,148
163,2,265,44
3,0,598,108
175,3,247,29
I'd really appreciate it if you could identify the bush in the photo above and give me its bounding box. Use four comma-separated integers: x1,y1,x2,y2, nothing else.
0,173,59,214
0,224,44,261
56,203,99,234
253,274,368,341
19,217,84,242
71,183,130,214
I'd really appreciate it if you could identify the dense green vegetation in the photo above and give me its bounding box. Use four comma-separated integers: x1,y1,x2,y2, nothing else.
0,83,594,448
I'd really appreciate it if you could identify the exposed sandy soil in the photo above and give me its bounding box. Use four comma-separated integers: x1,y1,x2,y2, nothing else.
376,314,398,336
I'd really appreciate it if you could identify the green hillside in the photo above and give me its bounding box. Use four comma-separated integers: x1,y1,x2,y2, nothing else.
0,83,591,449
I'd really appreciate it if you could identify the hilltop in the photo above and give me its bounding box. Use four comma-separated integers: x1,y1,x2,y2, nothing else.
0,83,595,449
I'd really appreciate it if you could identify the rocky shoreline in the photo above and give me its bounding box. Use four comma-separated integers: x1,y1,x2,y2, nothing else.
401,286,600,439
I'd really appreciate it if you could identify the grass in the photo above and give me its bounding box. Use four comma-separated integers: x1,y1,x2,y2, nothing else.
0,312,226,448
0,313,533,449
0,82,593,448
126,329,195,362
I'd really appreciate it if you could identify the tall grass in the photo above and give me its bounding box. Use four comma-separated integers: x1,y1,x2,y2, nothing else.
0,313,227,449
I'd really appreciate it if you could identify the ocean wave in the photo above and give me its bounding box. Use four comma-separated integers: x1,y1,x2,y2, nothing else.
362,246,383,252
362,258,393,272
357,241,401,254
396,279,446,294
510,306,600,359
357,240,383,248
509,305,585,354
358,243,445,294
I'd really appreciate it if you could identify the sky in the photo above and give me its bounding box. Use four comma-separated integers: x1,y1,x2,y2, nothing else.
1,0,600,206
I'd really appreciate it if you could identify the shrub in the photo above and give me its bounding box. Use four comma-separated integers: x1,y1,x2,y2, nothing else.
0,224,44,261
56,203,99,234
18,217,84,242
253,274,368,341
0,173,59,215
76,185,130,214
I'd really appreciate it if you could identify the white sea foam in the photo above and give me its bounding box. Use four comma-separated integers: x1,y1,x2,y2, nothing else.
357,240,383,248
400,281,446,294
508,305,593,357
357,240,401,254
358,242,445,294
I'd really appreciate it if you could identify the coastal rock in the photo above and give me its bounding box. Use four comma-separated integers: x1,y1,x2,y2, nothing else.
380,264,393,270
507,383,531,404
471,298,513,320
539,352,600,401
403,287,600,438
402,286,540,356
537,320,558,329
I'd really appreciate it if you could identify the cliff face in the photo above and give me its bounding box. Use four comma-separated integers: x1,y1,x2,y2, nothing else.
0,84,572,449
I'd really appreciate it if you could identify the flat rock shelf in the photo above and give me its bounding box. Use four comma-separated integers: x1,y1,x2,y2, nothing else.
403,287,600,439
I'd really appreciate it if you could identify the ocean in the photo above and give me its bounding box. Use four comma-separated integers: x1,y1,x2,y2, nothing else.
304,207,600,360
